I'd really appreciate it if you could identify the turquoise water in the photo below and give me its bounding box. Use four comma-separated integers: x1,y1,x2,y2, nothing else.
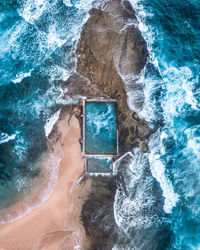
86,157,112,174
85,102,117,155
0,0,93,218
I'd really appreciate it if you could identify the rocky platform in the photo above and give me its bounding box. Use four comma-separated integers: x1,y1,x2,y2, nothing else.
62,0,153,249
65,0,152,153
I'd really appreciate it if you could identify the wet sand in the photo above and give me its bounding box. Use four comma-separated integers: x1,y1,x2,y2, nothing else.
0,114,90,250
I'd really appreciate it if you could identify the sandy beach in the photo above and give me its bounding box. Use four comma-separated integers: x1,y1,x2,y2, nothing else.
0,114,90,250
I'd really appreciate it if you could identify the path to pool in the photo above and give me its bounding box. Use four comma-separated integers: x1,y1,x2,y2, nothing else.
82,99,119,175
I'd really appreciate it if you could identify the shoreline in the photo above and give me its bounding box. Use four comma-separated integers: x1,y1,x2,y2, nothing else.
0,114,90,250
0,150,62,225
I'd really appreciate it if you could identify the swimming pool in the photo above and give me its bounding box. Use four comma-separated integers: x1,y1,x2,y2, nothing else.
83,100,118,156
85,157,113,173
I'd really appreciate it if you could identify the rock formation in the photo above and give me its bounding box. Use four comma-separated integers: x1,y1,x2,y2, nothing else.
65,0,152,153
63,0,154,249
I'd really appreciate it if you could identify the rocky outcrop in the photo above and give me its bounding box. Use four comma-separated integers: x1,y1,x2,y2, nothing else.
65,0,151,153
62,1,154,249
81,176,118,250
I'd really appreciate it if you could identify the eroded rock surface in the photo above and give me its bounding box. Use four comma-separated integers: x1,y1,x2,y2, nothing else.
65,0,151,153
62,1,154,249
81,176,118,250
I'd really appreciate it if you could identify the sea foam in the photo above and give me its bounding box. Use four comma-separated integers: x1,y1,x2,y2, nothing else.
0,151,62,224
113,150,167,241
149,154,179,214
44,109,61,137
12,70,32,84
0,132,18,145
116,0,180,216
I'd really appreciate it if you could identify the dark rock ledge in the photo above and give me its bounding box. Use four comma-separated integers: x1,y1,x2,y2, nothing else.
62,0,153,249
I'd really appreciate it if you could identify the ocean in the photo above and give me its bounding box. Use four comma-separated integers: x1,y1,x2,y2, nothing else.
0,0,200,249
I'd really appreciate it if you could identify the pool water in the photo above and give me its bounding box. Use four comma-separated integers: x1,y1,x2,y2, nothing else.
85,157,112,173
85,101,117,155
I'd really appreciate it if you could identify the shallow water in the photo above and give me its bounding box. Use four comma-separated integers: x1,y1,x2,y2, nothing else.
86,157,112,173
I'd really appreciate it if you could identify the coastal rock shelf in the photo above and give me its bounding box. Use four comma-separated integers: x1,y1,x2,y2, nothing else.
62,0,153,249
65,0,152,153
63,0,153,247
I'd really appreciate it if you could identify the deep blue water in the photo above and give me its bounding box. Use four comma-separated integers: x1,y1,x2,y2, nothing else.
0,0,200,249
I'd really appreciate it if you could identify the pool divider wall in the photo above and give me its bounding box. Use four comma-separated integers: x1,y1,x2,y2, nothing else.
83,154,117,158
85,98,117,103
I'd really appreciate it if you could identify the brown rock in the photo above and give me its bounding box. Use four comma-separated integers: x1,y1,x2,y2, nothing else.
74,0,151,153
61,1,155,249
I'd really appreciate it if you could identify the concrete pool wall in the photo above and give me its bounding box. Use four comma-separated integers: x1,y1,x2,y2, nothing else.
82,98,119,174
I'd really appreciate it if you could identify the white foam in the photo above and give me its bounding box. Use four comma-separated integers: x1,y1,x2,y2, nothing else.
160,66,199,122
148,130,179,213
129,0,155,58
45,66,71,82
129,0,199,117
0,152,62,224
138,22,148,32
12,135,28,161
47,24,66,48
185,125,200,156
6,20,26,47
0,132,18,144
113,151,165,234
112,152,134,174
112,244,132,250
149,154,179,214
119,0,185,216
2,0,94,87
181,67,198,110
12,70,32,84
72,0,93,10
122,63,163,125
63,0,73,7
27,85,80,121
17,0,48,24
44,109,61,137
187,138,200,156
87,104,115,138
